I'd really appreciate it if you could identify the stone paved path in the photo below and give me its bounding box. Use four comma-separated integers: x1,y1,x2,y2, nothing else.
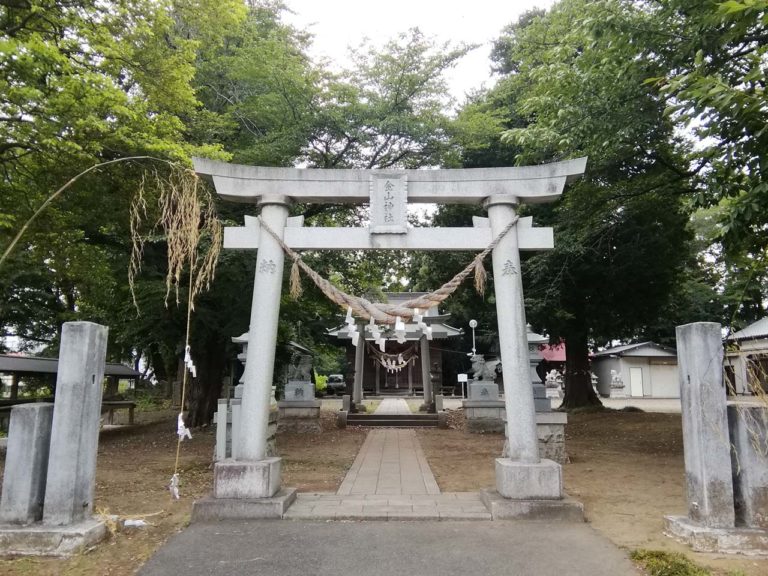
373,397,411,414
284,415,493,520
337,428,439,496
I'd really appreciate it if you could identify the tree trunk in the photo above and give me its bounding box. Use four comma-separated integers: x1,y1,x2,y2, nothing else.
10,373,19,399
185,338,227,427
104,376,119,398
560,325,602,409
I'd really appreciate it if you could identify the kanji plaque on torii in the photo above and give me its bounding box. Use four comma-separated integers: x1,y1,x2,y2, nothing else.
370,174,407,234
193,157,587,514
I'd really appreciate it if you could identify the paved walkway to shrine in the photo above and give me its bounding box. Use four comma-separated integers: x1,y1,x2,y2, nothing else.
285,403,491,520
372,397,411,414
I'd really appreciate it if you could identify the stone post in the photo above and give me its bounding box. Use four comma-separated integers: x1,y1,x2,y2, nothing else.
420,336,433,411
375,362,381,395
727,404,768,528
215,399,227,461
0,404,54,524
487,196,562,500
214,196,288,500
352,321,365,408
675,322,735,528
407,361,413,395
43,322,108,526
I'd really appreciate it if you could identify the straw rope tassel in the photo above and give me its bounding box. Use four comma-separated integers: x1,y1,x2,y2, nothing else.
473,257,487,296
289,257,303,299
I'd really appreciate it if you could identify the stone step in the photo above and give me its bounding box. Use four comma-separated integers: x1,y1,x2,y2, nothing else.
347,414,438,428
376,389,414,397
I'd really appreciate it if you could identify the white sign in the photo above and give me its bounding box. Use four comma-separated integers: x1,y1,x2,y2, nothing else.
370,174,407,234
457,373,468,382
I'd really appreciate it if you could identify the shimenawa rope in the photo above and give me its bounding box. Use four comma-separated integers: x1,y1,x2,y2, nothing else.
257,215,519,324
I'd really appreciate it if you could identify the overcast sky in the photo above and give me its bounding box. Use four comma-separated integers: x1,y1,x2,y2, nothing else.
283,0,556,105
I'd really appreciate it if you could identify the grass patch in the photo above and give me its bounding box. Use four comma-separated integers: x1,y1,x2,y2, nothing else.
406,399,422,413
630,549,710,576
362,400,380,413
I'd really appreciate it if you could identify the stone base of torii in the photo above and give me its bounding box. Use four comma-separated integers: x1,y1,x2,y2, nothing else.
190,157,587,520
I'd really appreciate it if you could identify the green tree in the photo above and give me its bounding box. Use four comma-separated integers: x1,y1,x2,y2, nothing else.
441,1,705,408
580,0,768,328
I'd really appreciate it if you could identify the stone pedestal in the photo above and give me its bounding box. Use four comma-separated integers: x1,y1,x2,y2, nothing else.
463,400,505,433
192,489,297,521
535,412,568,464
463,404,568,463
0,519,107,557
277,400,321,433
213,407,276,461
284,381,314,401
495,458,563,499
480,489,584,522
469,381,499,401
0,404,53,524
213,458,282,499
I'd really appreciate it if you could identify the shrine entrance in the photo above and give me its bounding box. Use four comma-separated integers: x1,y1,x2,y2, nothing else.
193,157,586,511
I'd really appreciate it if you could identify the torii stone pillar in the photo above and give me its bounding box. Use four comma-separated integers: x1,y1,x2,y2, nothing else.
487,196,539,463
420,335,433,411
487,197,561,499
213,195,289,499
351,321,365,409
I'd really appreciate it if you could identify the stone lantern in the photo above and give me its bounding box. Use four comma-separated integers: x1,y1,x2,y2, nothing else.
526,325,550,412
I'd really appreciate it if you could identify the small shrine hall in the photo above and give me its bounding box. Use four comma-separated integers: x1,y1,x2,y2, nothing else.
327,293,462,395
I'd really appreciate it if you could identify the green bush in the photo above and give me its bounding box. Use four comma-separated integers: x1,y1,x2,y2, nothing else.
630,550,710,576
315,372,327,394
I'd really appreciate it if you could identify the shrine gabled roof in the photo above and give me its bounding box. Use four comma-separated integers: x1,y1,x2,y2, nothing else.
728,317,768,341
592,342,676,358
0,355,140,377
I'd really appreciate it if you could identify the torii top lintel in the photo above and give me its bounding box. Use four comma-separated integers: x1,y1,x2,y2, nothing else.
193,157,587,205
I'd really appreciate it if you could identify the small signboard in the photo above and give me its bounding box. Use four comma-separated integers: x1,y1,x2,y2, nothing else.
457,373,468,382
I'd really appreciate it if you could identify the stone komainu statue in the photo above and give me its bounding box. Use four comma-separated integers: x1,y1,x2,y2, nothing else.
470,354,497,382
287,352,313,382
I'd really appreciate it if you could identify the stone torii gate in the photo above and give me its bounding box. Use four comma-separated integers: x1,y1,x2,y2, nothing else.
194,157,586,513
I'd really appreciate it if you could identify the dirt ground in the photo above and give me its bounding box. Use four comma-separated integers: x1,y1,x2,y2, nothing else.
0,407,766,576
419,409,768,576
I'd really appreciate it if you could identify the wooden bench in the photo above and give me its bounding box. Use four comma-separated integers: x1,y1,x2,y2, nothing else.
101,400,136,425
0,398,54,432
0,398,136,430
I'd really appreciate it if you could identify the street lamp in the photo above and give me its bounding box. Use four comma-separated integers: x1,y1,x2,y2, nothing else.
469,319,478,356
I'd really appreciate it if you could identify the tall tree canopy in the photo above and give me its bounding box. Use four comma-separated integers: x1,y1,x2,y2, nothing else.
434,1,704,407
0,0,232,353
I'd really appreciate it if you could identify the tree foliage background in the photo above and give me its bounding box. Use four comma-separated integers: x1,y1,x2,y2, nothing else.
1,0,764,417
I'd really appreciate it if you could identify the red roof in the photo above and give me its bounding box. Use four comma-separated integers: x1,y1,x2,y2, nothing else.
538,343,566,362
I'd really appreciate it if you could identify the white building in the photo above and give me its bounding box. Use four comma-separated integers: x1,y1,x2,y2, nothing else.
592,342,679,398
